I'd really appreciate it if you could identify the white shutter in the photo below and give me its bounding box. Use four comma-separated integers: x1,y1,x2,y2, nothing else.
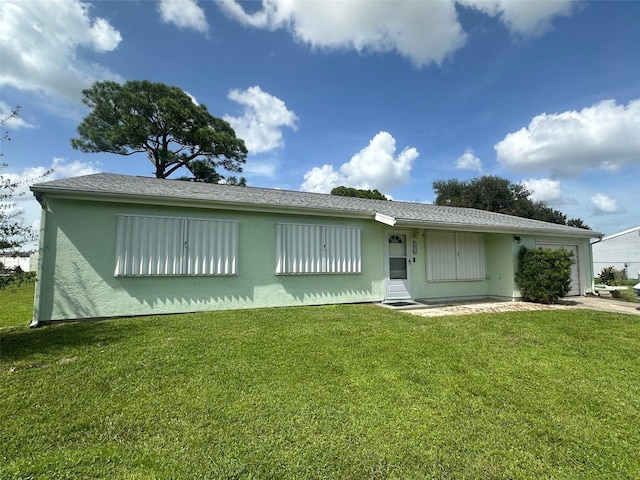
115,215,238,276
115,215,184,276
325,226,361,273
276,223,323,274
426,230,485,281
426,231,457,281
186,220,238,275
276,223,361,274
456,232,485,280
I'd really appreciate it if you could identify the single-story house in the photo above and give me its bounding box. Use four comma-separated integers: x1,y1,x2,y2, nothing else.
29,173,600,326
592,226,640,280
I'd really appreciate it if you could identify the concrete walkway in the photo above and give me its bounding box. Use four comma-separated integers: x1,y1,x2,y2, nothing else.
382,296,640,318
560,295,640,316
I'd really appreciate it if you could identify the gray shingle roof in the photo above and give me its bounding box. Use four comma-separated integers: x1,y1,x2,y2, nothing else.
31,173,600,238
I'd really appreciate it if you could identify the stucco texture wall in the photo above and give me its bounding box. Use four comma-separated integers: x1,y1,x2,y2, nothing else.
33,195,595,323
403,230,516,302
34,198,386,322
592,229,640,280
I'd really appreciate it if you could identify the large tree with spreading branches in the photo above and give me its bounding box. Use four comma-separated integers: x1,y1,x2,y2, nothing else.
71,80,248,182
433,175,590,229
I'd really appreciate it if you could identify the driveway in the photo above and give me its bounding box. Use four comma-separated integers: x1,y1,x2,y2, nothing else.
386,296,640,317
561,295,640,316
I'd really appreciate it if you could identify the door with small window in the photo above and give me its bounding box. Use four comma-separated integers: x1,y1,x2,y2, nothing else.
386,233,411,300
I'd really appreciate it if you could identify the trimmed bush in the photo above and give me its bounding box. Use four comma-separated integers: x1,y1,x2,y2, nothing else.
516,246,573,304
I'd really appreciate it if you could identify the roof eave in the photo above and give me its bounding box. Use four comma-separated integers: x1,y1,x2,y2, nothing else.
393,219,602,238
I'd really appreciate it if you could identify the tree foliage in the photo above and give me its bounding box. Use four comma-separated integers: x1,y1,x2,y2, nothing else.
330,186,388,200
566,217,591,229
178,159,247,185
516,246,574,304
224,176,247,186
1,107,50,290
71,80,248,182
598,266,617,286
0,164,31,252
1,107,36,252
433,175,589,228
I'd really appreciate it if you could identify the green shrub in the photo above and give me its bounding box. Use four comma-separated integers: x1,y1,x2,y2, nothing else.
516,246,573,304
598,266,617,286
0,271,36,290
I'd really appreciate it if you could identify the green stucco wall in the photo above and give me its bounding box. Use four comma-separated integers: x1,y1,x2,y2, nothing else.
402,230,516,302
485,233,517,299
390,230,593,303
33,196,595,323
34,198,387,322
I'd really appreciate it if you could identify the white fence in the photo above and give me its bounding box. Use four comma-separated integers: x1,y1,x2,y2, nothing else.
0,253,37,272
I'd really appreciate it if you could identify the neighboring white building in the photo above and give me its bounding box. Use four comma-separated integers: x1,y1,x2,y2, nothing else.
0,253,34,272
592,226,640,280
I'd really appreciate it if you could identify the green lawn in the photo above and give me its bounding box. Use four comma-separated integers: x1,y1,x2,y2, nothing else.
0,276,36,328
1,286,640,478
611,280,640,303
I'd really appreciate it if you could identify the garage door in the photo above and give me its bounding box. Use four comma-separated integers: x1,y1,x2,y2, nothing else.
536,243,580,296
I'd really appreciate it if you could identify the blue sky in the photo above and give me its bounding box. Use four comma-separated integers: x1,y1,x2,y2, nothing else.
1,0,639,240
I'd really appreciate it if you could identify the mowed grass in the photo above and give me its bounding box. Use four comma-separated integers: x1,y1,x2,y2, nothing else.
0,276,36,328
1,286,640,478
611,280,640,303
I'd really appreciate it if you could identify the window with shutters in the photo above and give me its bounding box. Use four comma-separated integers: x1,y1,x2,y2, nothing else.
426,230,485,281
276,223,361,274
115,215,238,276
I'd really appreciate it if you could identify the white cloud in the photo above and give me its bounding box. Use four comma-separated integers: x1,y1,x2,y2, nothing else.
590,193,621,215
301,131,418,194
495,99,640,177
8,158,102,198
224,86,298,154
158,0,209,33
217,0,575,67
244,160,277,178
89,17,124,51
455,149,482,171
301,165,345,194
0,0,122,103
184,91,200,106
218,0,466,67
521,178,561,202
3,158,102,249
460,0,574,36
50,157,103,179
521,178,578,206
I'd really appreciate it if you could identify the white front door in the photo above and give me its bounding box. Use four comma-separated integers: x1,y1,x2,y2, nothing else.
386,233,411,300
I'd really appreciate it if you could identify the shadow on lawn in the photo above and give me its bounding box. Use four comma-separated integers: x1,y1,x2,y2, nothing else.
0,319,144,363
